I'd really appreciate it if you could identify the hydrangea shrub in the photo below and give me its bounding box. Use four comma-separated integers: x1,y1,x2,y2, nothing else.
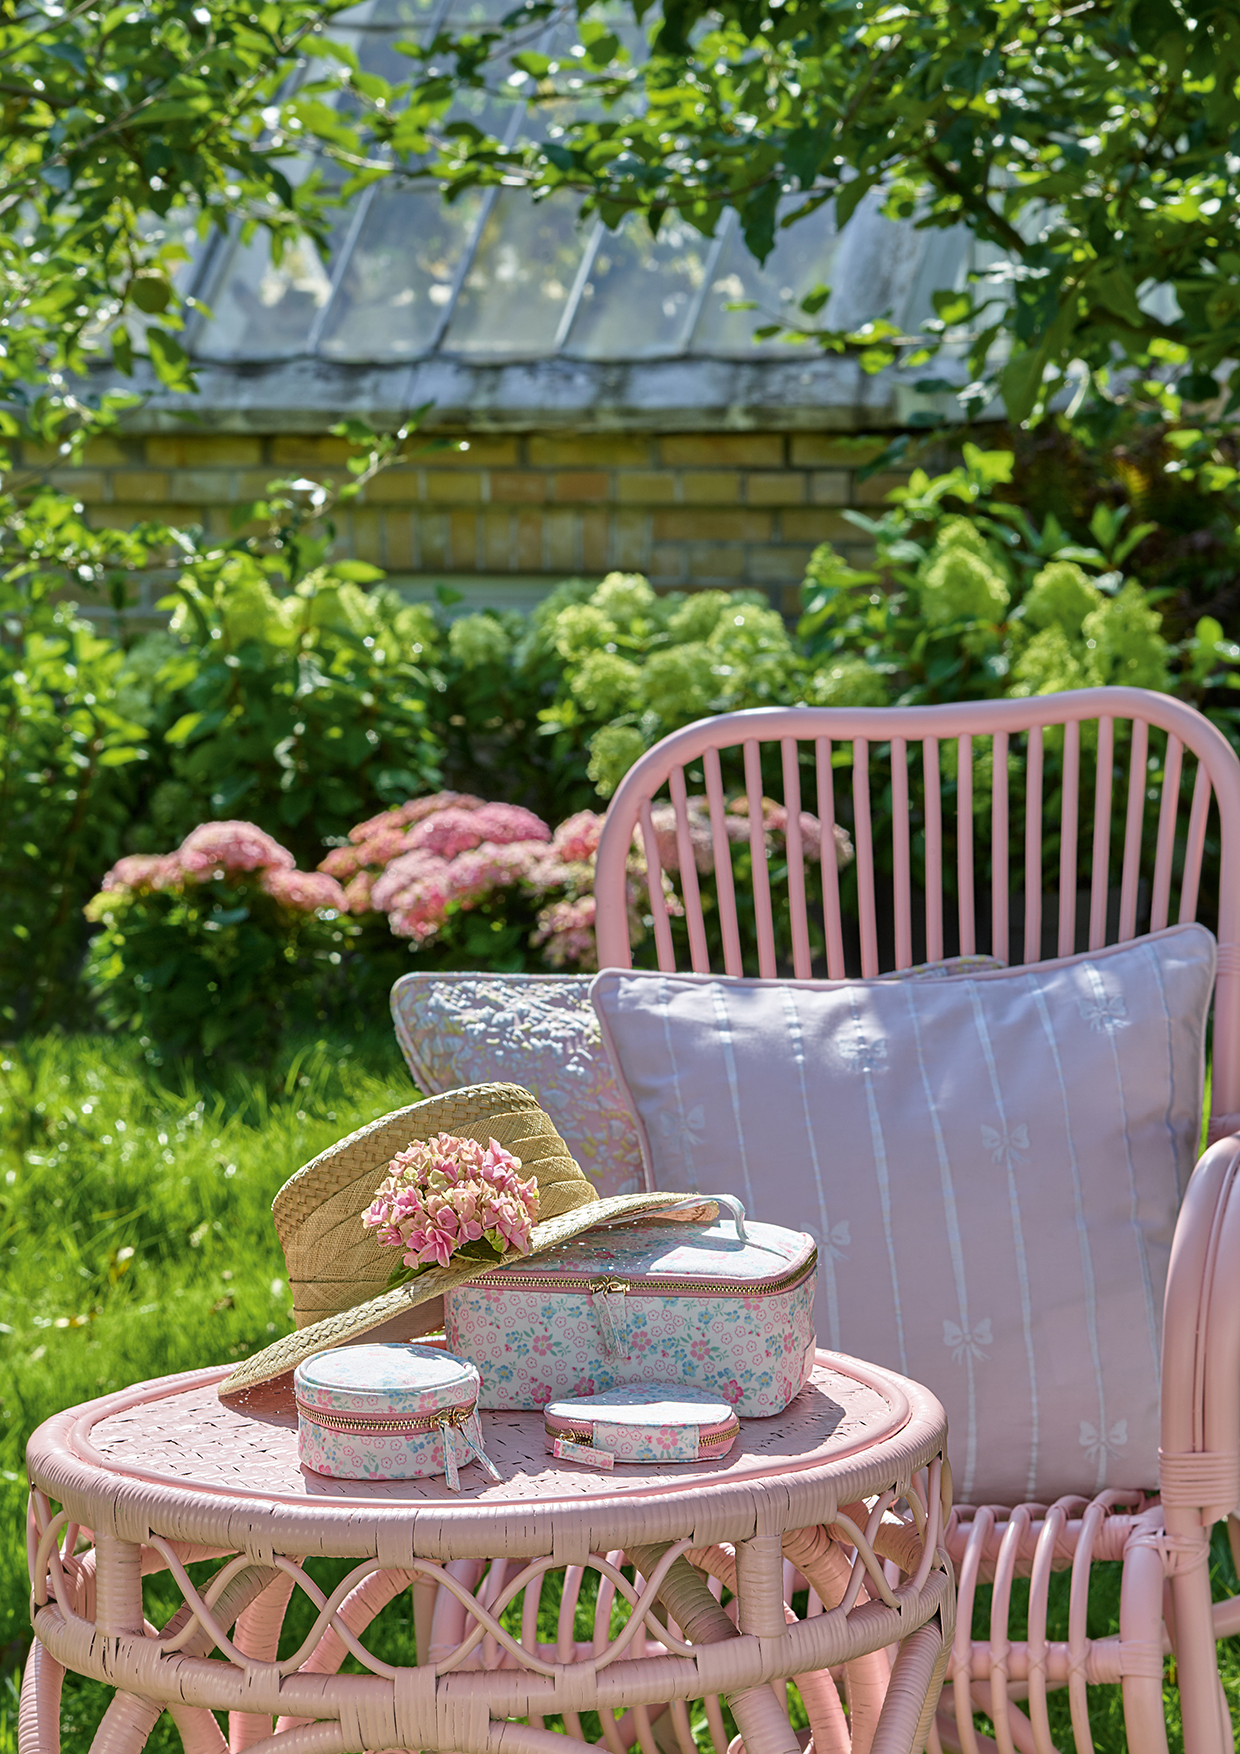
83,821,357,1062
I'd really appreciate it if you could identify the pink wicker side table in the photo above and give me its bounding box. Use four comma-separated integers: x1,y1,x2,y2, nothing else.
21,1350,953,1754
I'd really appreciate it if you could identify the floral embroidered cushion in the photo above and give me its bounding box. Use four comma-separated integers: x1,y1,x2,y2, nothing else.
591,924,1216,1506
390,973,646,1198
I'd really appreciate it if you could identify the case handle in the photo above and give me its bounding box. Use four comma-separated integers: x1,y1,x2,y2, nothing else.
658,1193,748,1242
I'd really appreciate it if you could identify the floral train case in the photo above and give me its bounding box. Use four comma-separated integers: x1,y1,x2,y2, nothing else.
446,1201,817,1417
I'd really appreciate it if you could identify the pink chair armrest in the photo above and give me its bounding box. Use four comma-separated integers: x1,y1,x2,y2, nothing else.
1160,1130,1240,1526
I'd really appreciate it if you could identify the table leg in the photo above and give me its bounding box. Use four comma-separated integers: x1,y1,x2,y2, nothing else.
17,1636,64,1754
94,1536,144,1638
629,1542,800,1754
229,1573,297,1751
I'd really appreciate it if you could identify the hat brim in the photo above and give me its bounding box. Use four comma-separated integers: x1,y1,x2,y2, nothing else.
218,1190,717,1403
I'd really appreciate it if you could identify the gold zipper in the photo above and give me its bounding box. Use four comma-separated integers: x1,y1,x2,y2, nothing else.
545,1420,737,1450
493,1252,816,1300
296,1402,474,1436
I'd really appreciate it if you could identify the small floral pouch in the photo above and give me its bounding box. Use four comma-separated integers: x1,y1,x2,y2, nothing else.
294,1343,500,1491
544,1382,740,1468
447,1198,817,1418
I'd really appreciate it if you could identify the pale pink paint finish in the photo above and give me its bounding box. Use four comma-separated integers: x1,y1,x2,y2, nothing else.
22,1356,951,1754
592,686,1240,1753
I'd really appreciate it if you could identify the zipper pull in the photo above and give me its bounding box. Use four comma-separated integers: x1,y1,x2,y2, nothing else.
553,1433,615,1469
437,1414,461,1492
593,1278,630,1356
461,1409,501,1482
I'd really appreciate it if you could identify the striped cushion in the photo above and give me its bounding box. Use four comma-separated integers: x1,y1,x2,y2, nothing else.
591,924,1215,1506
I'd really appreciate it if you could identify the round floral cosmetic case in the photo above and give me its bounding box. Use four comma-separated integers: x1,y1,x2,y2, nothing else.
294,1343,499,1490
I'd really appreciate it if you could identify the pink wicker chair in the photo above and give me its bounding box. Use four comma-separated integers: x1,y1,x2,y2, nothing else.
593,686,1240,1754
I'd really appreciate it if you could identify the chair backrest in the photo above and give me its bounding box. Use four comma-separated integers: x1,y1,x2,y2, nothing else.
593,687,1240,1141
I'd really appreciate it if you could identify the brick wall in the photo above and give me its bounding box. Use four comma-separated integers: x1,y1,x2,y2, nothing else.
31,428,908,613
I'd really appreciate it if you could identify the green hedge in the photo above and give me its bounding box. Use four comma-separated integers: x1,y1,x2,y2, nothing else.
4,447,1238,1045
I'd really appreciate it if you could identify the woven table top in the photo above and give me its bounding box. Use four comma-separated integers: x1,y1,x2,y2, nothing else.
27,1352,947,1562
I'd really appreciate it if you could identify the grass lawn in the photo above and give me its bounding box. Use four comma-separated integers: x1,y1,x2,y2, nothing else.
1,1030,1238,1754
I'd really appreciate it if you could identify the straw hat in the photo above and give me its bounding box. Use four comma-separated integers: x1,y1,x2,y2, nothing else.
219,1082,712,1402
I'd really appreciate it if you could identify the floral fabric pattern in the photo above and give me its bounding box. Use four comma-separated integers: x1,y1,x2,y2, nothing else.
447,1217,816,1417
545,1382,739,1464
391,973,645,1196
294,1343,485,1483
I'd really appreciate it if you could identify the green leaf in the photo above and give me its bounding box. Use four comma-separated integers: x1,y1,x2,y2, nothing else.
130,274,172,315
835,170,881,229
146,328,197,394
330,560,385,582
1130,0,1184,50
1091,267,1143,329
1000,349,1048,424
97,744,146,766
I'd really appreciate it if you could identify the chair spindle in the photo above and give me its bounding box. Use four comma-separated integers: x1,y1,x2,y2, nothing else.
923,737,943,964
1023,727,1044,965
991,731,1009,963
638,798,675,970
781,738,812,980
1179,762,1212,926
957,735,976,958
743,739,776,979
703,746,743,977
669,764,710,973
1058,719,1081,958
1089,717,1114,950
892,737,912,970
1150,734,1183,932
853,738,878,977
816,738,846,981
1119,718,1149,940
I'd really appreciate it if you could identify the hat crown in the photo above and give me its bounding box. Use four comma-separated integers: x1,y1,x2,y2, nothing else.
273,1082,596,1331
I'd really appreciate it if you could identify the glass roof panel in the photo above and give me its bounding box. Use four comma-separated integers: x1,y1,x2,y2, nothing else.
691,205,842,355
563,210,715,359
185,0,974,372
194,219,342,361
445,191,588,354
317,183,487,359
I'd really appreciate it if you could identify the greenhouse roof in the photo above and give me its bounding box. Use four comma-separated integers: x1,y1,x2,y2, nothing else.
140,0,983,432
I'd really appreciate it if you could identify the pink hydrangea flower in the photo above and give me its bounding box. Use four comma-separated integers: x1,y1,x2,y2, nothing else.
347,792,484,846
371,848,450,915
353,825,417,869
405,807,492,860
179,820,295,875
342,870,374,913
100,853,183,894
259,868,349,913
318,844,361,879
446,840,563,909
533,895,597,969
362,1132,539,1270
553,810,605,863
468,802,551,846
